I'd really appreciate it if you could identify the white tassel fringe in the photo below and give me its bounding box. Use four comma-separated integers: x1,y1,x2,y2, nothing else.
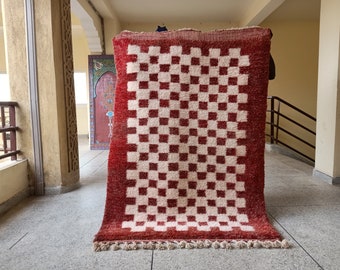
93,239,291,252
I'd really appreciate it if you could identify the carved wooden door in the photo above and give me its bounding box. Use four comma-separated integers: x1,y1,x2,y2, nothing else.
88,55,116,149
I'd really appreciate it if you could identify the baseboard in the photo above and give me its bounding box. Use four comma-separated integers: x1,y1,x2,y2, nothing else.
44,181,81,195
265,143,314,166
313,169,340,185
0,188,30,216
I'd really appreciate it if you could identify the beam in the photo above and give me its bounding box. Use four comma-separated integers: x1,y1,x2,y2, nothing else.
88,0,119,20
240,0,285,26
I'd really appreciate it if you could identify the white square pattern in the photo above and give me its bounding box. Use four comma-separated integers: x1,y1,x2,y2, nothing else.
122,44,254,232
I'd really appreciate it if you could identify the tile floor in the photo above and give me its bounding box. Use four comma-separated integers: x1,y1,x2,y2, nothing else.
0,138,339,270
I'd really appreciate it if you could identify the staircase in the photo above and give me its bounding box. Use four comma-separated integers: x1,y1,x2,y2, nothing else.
266,96,316,163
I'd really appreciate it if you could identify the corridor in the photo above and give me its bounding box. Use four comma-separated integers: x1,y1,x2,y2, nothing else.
0,138,339,270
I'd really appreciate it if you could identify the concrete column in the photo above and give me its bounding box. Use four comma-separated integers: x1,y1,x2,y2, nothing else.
2,0,34,185
314,0,340,184
2,0,80,193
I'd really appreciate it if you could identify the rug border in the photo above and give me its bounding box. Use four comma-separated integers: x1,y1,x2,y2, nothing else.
94,27,285,249
93,239,291,251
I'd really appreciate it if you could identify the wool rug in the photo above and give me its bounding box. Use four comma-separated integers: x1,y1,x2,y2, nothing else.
94,27,289,251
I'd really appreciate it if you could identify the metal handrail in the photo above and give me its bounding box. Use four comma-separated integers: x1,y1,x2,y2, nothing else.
0,101,19,161
266,96,316,163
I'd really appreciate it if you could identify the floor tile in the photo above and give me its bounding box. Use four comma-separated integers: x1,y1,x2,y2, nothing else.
1,140,340,269
152,247,321,270
268,205,340,270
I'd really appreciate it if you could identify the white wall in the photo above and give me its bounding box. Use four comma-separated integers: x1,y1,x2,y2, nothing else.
260,20,319,159
314,0,340,181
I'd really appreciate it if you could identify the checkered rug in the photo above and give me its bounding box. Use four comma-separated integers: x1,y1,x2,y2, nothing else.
94,27,288,251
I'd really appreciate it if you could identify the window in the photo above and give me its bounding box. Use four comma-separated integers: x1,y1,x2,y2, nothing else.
0,73,88,104
74,72,88,104
0,73,10,101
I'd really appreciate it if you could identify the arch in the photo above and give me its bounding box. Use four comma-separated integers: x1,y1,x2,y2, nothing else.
71,0,103,53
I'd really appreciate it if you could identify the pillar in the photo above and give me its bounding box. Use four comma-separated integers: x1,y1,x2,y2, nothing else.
314,0,340,184
2,0,80,194
2,0,34,186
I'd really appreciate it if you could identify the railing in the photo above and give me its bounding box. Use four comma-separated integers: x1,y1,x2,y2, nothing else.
266,96,316,163
0,97,319,163
0,102,20,161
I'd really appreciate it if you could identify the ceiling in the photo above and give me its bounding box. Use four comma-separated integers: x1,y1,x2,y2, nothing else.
90,0,320,24
0,0,320,33
0,0,321,54
71,0,320,53
0,0,322,74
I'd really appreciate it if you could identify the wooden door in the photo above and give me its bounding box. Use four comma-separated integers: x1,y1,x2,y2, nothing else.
88,55,116,149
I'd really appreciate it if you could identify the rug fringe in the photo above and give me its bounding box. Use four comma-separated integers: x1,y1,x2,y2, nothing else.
93,239,291,252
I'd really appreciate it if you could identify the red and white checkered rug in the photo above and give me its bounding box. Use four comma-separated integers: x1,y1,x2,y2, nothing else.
94,27,288,251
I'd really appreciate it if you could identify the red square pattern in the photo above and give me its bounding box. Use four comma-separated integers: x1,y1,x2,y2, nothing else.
123,45,253,232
